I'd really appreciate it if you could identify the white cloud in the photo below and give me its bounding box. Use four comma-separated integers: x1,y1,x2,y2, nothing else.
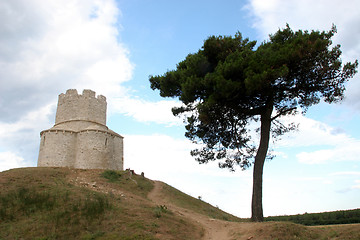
0,151,27,172
123,134,251,178
247,0,360,46
330,171,360,176
0,103,54,137
123,134,194,176
111,97,183,125
352,180,360,189
292,176,324,182
0,103,55,168
0,0,133,122
296,138,360,164
290,176,333,185
276,114,350,147
272,114,360,164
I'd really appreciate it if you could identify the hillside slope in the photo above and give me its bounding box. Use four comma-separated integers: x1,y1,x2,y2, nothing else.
0,167,359,240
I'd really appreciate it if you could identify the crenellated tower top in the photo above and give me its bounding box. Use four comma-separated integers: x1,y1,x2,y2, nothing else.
55,89,107,126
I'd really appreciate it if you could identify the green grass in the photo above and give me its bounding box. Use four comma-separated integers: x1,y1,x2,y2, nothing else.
101,170,122,182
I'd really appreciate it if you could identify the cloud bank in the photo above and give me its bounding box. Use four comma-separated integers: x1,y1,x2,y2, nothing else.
0,0,133,122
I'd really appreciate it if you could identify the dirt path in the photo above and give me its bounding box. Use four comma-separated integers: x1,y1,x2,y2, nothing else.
148,181,251,240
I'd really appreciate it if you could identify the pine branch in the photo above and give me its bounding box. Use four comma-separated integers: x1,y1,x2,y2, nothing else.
271,107,297,121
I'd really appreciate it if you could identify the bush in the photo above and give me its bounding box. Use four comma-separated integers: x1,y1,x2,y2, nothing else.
101,170,122,182
153,205,169,218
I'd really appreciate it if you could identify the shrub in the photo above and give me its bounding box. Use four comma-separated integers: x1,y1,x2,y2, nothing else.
101,170,122,182
153,205,169,218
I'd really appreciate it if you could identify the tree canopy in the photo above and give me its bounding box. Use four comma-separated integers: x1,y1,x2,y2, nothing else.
149,25,358,221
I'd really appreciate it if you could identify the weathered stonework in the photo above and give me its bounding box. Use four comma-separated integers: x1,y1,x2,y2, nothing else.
37,89,123,170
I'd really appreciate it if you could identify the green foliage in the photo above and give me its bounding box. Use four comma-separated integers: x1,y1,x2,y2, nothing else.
150,25,358,170
265,209,360,226
101,170,122,182
153,205,169,218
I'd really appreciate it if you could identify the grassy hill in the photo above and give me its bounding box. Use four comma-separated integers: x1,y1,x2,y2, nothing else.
0,167,360,240
0,167,236,239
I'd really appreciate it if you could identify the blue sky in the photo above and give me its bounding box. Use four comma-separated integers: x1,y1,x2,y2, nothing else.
1,0,360,218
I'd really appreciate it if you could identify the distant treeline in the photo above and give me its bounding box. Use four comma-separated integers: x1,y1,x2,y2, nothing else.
265,209,360,226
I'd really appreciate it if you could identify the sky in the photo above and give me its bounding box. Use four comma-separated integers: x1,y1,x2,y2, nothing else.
0,0,359,218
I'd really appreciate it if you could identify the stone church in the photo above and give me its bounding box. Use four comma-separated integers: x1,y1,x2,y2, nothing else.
37,89,123,170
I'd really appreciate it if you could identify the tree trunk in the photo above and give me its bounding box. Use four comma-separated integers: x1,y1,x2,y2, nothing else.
251,104,273,222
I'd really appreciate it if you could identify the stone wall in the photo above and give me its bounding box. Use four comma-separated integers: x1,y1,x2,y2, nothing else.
55,89,107,126
38,130,77,167
37,89,123,170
